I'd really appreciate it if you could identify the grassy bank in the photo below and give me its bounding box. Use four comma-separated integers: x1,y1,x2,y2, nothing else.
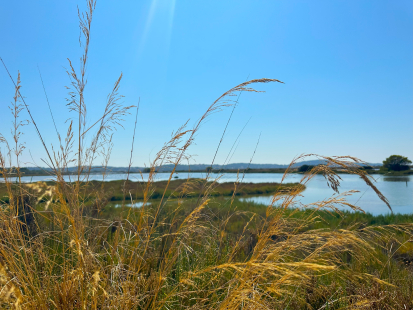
0,179,304,204
375,169,413,176
3,185,412,309
103,195,413,232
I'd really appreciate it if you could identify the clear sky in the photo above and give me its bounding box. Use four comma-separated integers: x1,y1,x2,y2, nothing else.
1,1,412,167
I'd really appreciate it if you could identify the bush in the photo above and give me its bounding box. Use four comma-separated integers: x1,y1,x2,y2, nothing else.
383,155,412,171
298,164,314,172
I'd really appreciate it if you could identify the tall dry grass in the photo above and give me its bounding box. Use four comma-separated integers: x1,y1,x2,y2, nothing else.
1,1,412,309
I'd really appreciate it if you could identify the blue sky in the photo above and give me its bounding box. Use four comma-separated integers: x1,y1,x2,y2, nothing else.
0,0,412,167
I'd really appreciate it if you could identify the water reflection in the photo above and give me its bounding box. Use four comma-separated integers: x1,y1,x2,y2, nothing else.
383,176,410,183
5,172,412,185
110,202,150,208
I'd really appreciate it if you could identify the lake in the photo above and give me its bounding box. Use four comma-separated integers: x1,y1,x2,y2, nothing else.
5,172,412,215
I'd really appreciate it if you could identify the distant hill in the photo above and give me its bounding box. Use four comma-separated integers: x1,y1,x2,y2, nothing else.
22,160,382,174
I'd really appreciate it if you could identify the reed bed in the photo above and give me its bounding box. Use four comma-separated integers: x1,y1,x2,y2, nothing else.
0,180,303,204
1,1,412,309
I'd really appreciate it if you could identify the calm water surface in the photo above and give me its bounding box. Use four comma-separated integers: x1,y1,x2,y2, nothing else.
7,172,412,215
238,175,412,216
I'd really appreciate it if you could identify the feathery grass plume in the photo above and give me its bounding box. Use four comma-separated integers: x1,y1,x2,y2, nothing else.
9,72,28,169
0,260,22,309
65,0,96,181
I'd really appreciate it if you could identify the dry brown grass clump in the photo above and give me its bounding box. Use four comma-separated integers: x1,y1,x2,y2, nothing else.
0,1,412,309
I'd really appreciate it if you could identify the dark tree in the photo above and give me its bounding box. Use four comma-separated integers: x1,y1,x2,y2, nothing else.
298,164,314,172
206,166,213,173
382,155,412,171
360,165,374,170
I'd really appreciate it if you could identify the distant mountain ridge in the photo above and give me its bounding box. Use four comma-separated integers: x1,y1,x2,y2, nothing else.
24,160,382,174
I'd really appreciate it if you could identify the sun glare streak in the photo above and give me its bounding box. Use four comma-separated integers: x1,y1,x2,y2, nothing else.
166,0,176,54
140,0,159,51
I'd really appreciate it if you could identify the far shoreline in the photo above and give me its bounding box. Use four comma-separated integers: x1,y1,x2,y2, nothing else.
5,167,412,178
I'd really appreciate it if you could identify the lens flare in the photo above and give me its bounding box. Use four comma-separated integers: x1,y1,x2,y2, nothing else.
136,0,176,61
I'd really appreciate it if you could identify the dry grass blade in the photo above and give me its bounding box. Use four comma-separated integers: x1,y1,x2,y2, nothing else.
358,172,392,213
